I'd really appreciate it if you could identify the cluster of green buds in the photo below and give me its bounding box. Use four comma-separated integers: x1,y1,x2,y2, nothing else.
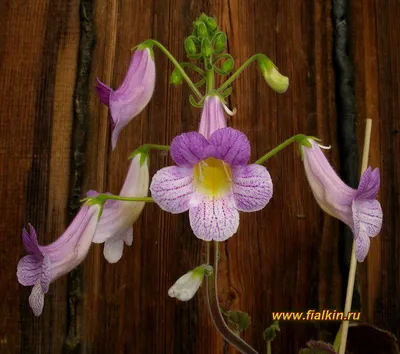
170,13,288,101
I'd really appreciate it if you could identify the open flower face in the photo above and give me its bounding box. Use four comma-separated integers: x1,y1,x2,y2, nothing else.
150,128,273,241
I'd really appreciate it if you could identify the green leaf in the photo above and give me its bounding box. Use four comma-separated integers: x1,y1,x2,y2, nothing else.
263,320,280,342
223,310,251,334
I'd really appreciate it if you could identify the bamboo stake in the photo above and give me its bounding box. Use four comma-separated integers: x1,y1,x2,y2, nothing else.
339,119,372,354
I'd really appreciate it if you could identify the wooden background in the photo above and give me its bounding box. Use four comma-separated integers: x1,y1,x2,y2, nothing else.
0,0,399,353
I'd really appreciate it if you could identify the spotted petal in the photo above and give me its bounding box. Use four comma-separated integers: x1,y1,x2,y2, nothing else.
232,164,273,212
189,196,239,241
355,233,371,262
150,166,195,213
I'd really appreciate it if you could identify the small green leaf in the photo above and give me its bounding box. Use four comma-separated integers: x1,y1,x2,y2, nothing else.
263,321,280,342
224,310,251,334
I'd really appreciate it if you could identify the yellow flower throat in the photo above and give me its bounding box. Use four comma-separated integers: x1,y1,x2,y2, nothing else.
193,157,232,197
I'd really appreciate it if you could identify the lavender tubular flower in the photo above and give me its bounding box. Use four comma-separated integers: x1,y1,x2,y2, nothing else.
90,153,149,263
302,139,382,261
96,48,156,150
17,204,100,316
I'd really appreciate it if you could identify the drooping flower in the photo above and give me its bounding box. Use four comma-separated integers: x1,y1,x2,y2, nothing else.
95,48,156,150
258,57,289,93
90,153,149,263
17,204,100,316
302,139,382,262
150,127,273,241
168,265,211,301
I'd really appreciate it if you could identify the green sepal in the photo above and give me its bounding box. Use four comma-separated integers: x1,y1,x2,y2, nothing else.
201,38,213,57
128,147,149,166
220,86,232,98
137,42,155,59
263,320,280,342
189,94,205,108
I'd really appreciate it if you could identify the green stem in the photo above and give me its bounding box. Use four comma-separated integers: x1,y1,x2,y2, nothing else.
254,134,308,165
217,54,263,93
97,194,154,203
144,40,203,99
180,62,205,76
205,58,214,92
138,143,170,151
267,341,271,354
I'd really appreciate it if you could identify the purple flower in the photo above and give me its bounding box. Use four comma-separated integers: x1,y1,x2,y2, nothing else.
17,204,100,316
90,153,149,263
302,139,383,261
95,48,156,150
150,127,273,241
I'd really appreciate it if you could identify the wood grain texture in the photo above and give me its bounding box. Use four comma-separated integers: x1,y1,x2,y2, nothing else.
0,0,397,353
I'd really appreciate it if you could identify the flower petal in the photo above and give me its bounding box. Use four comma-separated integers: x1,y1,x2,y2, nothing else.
104,237,125,264
17,255,43,286
22,224,42,256
356,167,380,199
352,199,383,239
208,127,250,166
95,78,112,107
170,132,213,167
355,233,371,262
150,166,195,213
29,283,45,316
189,196,239,241
232,164,273,211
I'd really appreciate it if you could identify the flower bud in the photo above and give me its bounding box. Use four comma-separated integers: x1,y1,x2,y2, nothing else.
185,37,197,56
258,57,289,93
196,21,208,38
170,69,183,86
168,265,212,301
201,38,213,57
221,58,234,74
206,18,218,33
214,32,226,54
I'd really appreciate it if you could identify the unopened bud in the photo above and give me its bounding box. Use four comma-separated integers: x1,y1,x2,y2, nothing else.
258,57,289,93
207,18,218,32
196,21,208,38
170,69,183,86
185,37,197,56
222,58,234,74
201,38,213,57
214,32,226,54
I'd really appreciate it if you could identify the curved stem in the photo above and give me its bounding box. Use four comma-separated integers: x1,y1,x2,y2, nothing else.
254,134,308,165
180,62,205,76
217,54,263,93
144,40,203,99
206,241,259,354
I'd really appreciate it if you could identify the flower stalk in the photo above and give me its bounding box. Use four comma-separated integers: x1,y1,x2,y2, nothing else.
339,119,373,354
206,241,259,354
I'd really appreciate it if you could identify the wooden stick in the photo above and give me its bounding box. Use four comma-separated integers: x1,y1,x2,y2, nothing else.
339,119,372,354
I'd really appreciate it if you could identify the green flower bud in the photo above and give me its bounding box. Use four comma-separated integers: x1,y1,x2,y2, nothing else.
196,21,208,38
221,58,234,74
185,37,197,56
170,69,183,86
214,32,226,54
198,13,208,22
258,57,289,93
206,18,218,33
201,38,213,57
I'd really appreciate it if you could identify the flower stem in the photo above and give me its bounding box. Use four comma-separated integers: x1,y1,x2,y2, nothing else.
339,119,372,354
143,39,203,100
254,134,308,164
217,54,263,93
267,341,271,354
94,194,154,203
205,241,259,354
